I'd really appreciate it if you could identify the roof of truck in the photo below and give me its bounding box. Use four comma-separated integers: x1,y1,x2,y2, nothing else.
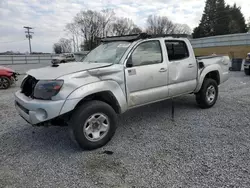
101,33,191,42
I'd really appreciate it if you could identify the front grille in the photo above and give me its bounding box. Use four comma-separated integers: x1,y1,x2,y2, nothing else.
21,75,38,97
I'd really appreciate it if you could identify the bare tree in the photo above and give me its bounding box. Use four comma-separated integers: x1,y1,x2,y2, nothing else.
174,24,192,34
75,10,104,50
129,26,142,34
146,15,176,35
65,23,80,52
146,15,191,35
65,10,192,51
53,43,62,54
112,17,142,35
100,9,115,37
59,38,72,53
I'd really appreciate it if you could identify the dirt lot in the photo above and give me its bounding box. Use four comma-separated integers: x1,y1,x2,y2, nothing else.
0,72,250,188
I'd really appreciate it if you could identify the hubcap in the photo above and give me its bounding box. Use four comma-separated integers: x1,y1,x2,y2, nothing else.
206,85,216,104
83,113,110,142
0,77,9,89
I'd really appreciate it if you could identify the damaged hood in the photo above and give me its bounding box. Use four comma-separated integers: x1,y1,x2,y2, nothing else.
27,62,112,80
0,66,15,72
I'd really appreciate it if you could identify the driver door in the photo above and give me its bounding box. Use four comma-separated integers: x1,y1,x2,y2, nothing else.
125,40,168,107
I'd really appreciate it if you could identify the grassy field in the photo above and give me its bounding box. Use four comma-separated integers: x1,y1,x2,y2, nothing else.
194,45,250,58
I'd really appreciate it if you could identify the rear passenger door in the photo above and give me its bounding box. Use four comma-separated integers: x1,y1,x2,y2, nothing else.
165,40,197,96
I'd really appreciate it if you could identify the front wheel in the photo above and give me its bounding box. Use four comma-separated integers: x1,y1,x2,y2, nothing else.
195,78,218,109
69,100,117,150
0,76,11,89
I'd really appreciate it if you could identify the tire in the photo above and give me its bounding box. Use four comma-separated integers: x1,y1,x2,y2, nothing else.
244,69,250,75
69,100,117,150
0,76,11,89
195,78,218,109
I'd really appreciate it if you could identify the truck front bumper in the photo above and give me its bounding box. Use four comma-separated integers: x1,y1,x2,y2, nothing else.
14,90,65,125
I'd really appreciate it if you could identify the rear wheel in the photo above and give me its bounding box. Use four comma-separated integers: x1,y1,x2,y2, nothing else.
195,78,218,109
0,76,11,89
69,100,117,150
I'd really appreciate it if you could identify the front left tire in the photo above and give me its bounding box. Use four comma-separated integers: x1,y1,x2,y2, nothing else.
69,100,117,150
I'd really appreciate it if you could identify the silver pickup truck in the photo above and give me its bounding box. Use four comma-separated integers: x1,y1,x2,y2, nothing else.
15,33,230,150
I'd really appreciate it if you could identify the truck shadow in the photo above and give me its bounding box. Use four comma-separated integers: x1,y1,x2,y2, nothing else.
1,95,198,154
119,95,197,125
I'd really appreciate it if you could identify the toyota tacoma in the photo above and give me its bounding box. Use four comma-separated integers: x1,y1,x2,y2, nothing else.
15,33,230,150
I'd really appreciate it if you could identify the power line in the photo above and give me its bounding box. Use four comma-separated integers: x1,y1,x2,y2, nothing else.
0,39,26,44
24,26,34,54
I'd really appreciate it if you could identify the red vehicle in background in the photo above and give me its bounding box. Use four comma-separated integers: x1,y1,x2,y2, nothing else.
0,66,19,89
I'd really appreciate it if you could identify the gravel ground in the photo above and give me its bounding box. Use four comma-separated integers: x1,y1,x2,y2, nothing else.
0,71,250,188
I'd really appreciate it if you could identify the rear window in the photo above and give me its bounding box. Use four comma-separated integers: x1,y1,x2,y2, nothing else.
165,41,189,61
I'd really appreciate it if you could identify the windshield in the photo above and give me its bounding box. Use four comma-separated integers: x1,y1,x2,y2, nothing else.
83,41,131,64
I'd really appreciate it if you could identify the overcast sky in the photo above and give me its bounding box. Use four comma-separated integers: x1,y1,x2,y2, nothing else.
0,0,249,53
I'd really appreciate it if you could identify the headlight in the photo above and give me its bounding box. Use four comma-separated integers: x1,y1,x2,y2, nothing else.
33,80,64,100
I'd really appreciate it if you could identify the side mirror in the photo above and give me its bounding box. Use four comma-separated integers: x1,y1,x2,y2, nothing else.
126,56,133,68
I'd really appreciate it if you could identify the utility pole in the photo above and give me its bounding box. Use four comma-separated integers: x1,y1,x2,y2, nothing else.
23,26,34,54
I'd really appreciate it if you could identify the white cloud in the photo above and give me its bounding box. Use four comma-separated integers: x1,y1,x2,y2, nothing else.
0,0,249,52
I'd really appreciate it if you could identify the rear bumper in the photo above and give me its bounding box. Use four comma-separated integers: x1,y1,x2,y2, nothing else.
15,90,65,125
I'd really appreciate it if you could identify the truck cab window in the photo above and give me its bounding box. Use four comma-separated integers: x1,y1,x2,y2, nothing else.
165,41,189,61
130,40,162,66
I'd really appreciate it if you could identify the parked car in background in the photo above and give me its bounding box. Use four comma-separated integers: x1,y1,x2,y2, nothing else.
51,53,75,64
74,51,90,62
244,53,250,75
15,33,230,150
0,66,19,89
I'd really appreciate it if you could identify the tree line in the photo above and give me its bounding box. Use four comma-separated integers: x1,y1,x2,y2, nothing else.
193,0,248,38
53,0,250,53
53,9,191,53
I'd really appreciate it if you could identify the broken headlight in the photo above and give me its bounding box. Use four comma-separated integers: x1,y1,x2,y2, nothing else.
33,80,64,100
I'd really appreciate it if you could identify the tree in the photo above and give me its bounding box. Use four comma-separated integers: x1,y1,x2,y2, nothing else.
111,17,141,36
53,43,62,54
65,23,80,52
129,26,142,34
59,38,72,53
228,4,247,34
193,0,217,38
174,24,192,35
193,0,247,38
214,0,230,35
74,9,115,51
146,15,175,34
146,15,191,35
99,9,115,37
247,17,250,32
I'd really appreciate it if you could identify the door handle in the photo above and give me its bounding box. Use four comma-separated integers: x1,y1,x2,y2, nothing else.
188,64,194,68
159,68,167,72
